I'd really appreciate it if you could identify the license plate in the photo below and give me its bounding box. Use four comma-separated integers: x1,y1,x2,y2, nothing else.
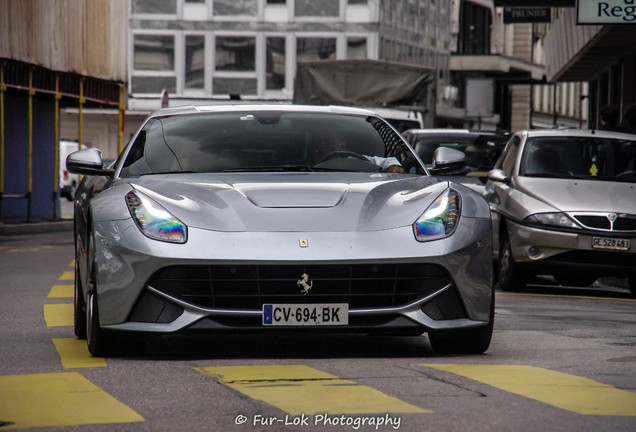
592,236,631,251
262,304,348,326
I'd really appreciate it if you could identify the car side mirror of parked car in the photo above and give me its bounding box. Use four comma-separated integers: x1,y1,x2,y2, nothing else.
487,168,509,184
66,148,115,177
428,147,469,175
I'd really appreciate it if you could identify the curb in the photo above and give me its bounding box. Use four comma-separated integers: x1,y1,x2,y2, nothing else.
0,220,73,235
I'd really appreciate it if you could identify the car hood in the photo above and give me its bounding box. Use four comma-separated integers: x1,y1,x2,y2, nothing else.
516,177,636,213
127,173,450,232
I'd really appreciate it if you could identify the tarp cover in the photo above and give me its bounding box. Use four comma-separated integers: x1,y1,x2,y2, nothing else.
293,60,434,108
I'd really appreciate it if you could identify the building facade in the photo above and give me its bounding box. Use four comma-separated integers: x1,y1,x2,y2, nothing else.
127,0,452,111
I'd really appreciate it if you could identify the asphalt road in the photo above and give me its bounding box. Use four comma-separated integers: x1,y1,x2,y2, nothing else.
0,230,635,432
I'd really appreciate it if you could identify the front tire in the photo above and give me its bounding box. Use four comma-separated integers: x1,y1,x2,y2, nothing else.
86,290,118,357
73,258,86,339
498,229,527,292
428,292,495,354
85,232,116,357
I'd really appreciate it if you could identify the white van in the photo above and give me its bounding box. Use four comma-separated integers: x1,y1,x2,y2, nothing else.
59,140,84,201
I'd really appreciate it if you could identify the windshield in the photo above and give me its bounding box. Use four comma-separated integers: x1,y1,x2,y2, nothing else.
520,136,636,182
119,111,425,177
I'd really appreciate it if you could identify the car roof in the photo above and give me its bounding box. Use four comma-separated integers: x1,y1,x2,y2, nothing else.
520,128,636,140
403,128,508,137
147,104,378,119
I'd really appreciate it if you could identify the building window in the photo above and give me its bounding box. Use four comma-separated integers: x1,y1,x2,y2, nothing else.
457,1,491,55
267,0,286,3
215,36,256,71
295,0,339,17
185,35,205,89
132,0,177,15
213,0,258,16
266,37,286,90
134,35,175,71
347,37,367,59
297,38,336,62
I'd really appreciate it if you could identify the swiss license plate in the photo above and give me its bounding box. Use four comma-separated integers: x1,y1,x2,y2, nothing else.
592,236,631,251
262,304,348,326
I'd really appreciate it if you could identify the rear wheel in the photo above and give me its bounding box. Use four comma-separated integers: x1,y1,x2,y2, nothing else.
498,230,527,292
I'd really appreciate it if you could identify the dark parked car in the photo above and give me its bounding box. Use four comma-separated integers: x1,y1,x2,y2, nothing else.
401,129,510,178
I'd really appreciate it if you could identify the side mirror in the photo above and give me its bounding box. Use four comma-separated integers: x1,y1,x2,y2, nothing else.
487,168,509,183
66,148,114,177
428,147,469,175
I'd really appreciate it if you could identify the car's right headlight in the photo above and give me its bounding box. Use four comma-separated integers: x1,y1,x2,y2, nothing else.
413,188,461,242
126,190,188,243
524,212,580,229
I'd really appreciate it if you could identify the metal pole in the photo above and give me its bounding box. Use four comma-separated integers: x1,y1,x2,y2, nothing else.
53,74,61,220
118,84,125,154
79,77,85,148
27,68,34,222
0,62,5,218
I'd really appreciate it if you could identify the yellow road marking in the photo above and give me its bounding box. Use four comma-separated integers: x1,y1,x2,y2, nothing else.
422,364,636,416
6,245,53,253
43,304,74,327
48,284,74,298
59,270,74,281
0,372,143,428
196,365,429,415
52,338,107,368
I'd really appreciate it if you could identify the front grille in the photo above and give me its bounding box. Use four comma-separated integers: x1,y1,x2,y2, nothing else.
148,263,451,310
571,213,636,232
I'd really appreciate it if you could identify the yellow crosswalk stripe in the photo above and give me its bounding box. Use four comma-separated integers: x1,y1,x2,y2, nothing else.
422,364,636,416
196,365,429,415
48,284,74,298
43,304,74,327
59,270,74,281
52,338,106,368
0,372,143,428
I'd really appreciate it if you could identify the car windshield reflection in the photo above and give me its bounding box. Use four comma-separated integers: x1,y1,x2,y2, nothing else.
520,136,636,181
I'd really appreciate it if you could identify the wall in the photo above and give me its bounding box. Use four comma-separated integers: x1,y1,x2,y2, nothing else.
0,0,127,81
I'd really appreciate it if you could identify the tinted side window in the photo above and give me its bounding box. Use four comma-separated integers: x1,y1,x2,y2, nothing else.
497,135,520,177
120,119,180,177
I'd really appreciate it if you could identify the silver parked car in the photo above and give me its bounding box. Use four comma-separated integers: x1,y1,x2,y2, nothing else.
67,105,494,356
485,129,636,295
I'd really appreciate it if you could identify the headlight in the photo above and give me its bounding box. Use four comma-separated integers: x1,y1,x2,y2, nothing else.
126,190,188,243
524,212,580,229
413,189,461,242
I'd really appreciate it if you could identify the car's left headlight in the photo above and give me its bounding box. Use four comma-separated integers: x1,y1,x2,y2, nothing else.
126,190,188,243
524,212,580,229
413,188,461,242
